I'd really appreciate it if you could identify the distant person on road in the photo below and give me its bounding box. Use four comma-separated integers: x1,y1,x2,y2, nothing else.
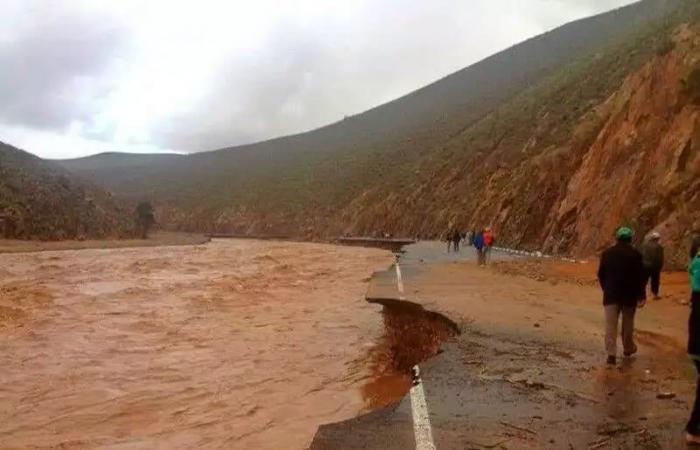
641,231,664,300
685,249,700,444
452,229,462,253
483,227,495,264
474,230,485,266
597,227,647,365
445,229,453,253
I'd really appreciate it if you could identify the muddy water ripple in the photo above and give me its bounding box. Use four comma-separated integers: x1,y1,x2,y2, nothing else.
0,240,396,449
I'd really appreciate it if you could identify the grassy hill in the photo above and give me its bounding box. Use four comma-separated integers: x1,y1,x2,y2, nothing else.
57,0,700,262
0,142,132,240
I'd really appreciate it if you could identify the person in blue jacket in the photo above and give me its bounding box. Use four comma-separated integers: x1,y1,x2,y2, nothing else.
473,230,485,266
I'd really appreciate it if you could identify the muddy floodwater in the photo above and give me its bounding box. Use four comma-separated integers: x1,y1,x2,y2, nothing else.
0,240,402,449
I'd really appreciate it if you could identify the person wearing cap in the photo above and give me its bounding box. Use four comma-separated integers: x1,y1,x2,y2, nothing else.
597,227,647,365
641,231,664,300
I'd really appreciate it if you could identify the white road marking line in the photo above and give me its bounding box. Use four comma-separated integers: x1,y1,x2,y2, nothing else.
395,260,405,299
410,366,437,450
394,259,436,450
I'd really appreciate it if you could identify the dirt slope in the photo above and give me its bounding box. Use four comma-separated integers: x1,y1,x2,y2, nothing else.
545,24,700,265
0,142,132,240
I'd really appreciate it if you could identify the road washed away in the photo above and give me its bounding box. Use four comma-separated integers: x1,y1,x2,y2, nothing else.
311,243,699,450
0,239,400,450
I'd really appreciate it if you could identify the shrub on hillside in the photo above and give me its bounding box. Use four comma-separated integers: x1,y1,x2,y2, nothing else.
684,64,700,104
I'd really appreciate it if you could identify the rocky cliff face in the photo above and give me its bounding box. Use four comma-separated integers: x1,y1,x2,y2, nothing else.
336,23,699,267
544,24,699,265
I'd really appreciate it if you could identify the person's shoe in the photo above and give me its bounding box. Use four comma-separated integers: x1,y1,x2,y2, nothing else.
623,349,637,358
686,432,700,445
606,355,617,365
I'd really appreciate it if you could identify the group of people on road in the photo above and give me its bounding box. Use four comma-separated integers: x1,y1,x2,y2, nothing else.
445,226,495,266
474,227,495,266
597,226,700,444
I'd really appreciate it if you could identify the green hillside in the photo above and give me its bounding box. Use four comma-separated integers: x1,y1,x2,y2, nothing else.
0,142,132,239
56,0,700,261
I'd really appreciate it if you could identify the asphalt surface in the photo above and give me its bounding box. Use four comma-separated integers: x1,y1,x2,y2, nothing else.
309,242,695,450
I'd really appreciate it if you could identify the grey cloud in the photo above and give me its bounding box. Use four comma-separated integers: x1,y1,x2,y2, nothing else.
0,3,126,132
155,0,638,152
0,0,638,156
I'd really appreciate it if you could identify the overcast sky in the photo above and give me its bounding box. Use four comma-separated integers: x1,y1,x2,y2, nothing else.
0,0,637,159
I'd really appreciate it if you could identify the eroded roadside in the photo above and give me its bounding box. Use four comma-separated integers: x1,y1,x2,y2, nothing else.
312,247,697,450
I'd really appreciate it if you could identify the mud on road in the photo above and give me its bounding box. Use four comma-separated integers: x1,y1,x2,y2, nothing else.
0,240,399,449
414,259,697,450
312,248,699,450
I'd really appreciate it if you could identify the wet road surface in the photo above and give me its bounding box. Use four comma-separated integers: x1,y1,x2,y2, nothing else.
312,246,697,449
0,240,396,449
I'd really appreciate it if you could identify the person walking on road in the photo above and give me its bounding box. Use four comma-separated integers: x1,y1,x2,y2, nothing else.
474,229,485,266
483,227,495,264
466,230,474,246
445,229,453,253
597,227,646,365
686,250,700,444
641,231,664,300
452,229,462,253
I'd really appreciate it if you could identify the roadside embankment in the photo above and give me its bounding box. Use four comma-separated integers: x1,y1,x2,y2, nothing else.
0,231,210,254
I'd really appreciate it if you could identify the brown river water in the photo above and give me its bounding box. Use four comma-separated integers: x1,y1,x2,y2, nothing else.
0,240,406,449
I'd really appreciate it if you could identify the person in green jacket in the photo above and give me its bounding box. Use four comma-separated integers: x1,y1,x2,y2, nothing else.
686,253,700,444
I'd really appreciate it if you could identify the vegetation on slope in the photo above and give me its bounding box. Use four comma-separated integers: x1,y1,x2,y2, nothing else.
54,0,700,267
58,0,684,237
340,0,700,267
0,142,132,240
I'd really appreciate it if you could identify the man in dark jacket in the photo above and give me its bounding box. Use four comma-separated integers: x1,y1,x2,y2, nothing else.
452,229,462,253
641,231,664,299
597,227,647,365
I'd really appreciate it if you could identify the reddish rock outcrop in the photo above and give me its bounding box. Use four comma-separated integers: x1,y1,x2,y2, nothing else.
543,24,700,265
336,24,699,267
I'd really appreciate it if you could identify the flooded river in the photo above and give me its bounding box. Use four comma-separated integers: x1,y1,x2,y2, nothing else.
0,240,401,449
